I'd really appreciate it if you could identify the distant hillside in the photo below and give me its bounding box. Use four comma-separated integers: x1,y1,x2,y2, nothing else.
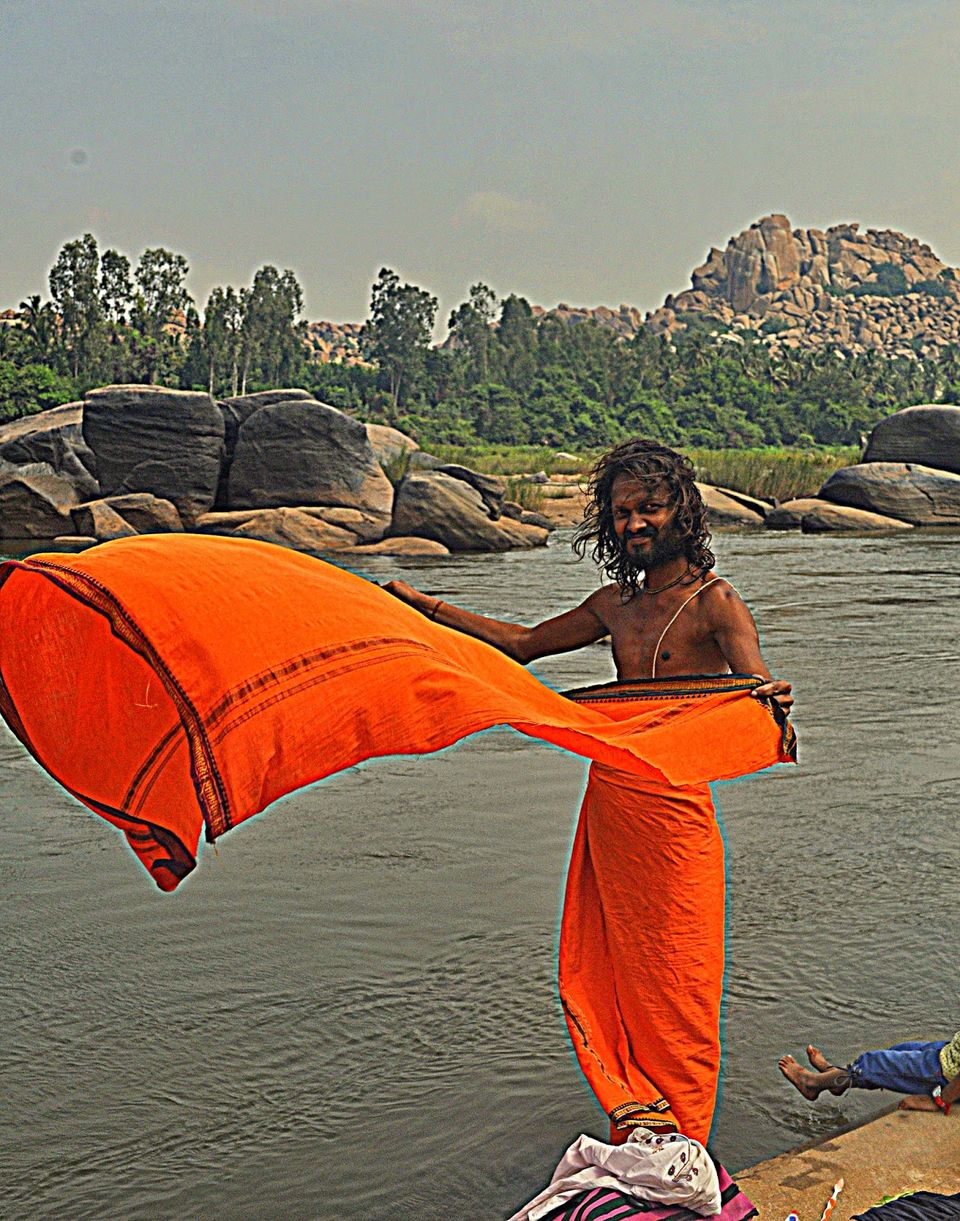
644,213,960,358
299,216,960,363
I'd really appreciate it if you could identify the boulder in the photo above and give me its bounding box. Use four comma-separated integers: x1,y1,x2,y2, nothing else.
52,536,97,552
696,483,764,526
227,398,393,540
194,508,359,554
712,485,770,517
764,498,828,529
337,536,450,557
296,505,388,539
0,470,79,538
82,385,224,522
70,501,138,541
72,494,182,537
862,404,960,474
217,388,315,466
799,502,913,532
0,401,100,498
437,464,506,518
408,451,445,471
818,462,960,525
519,510,556,531
390,472,548,551
364,423,420,467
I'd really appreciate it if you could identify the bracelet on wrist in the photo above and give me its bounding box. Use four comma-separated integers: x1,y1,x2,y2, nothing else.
429,599,444,621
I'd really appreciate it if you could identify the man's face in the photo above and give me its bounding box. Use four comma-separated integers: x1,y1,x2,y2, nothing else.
611,474,683,571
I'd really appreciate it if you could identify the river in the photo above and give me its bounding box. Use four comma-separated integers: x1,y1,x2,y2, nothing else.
2,528,958,1219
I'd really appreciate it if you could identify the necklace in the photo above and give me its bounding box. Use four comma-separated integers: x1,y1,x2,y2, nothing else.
641,566,700,595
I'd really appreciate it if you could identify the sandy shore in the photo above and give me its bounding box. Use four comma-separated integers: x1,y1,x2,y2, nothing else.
737,1106,959,1216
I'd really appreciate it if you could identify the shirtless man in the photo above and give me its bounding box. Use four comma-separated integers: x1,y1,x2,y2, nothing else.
386,438,793,1144
386,437,793,709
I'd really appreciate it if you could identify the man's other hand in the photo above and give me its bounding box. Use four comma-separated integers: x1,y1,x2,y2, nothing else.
751,678,794,713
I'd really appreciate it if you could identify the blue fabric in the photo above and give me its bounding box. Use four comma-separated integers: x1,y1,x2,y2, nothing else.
849,1040,948,1093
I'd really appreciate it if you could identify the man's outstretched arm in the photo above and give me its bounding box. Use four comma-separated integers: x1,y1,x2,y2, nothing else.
383,579,608,663
707,581,794,712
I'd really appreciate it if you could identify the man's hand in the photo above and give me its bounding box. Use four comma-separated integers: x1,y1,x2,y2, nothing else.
751,678,794,714
383,579,439,618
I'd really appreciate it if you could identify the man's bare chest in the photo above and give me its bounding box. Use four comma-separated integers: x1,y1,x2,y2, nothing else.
605,591,725,679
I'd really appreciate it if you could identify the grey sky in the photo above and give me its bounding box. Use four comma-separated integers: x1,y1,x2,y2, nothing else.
2,0,959,327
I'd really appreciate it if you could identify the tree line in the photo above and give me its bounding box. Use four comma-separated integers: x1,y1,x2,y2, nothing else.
3,237,960,449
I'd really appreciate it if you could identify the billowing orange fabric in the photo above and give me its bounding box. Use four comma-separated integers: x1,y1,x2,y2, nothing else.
0,535,795,1137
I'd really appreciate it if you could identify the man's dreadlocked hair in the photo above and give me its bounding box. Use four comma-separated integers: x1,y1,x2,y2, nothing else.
573,438,715,598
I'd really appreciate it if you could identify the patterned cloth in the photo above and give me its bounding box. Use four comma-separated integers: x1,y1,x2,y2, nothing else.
853,1192,960,1220
939,1030,960,1081
538,1161,758,1220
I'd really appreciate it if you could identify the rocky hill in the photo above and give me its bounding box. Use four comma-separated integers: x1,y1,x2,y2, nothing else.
643,214,960,358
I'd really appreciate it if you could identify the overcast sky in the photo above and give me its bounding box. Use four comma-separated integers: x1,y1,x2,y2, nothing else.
2,0,959,327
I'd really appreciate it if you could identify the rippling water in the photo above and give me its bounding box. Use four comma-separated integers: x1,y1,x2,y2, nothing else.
2,529,959,1219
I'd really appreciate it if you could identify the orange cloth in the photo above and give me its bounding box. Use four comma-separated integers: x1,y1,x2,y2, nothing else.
0,536,795,1136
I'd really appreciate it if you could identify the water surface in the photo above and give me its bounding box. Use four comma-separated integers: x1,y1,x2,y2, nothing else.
2,529,958,1218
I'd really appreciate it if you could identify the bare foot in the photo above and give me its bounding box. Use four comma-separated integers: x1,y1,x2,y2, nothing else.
807,1045,832,1072
898,1094,940,1112
779,1054,823,1100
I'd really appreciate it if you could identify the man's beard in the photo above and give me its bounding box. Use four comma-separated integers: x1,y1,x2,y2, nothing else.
620,527,686,575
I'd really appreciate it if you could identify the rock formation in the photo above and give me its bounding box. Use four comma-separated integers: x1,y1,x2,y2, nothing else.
645,214,960,359
0,386,549,556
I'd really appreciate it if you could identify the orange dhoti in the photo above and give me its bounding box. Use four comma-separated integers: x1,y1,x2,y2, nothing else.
560,766,725,1146
0,536,794,1139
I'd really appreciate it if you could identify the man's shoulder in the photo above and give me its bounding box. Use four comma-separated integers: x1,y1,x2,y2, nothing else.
579,583,624,617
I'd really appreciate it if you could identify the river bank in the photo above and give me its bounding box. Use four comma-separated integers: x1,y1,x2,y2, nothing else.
739,1107,959,1215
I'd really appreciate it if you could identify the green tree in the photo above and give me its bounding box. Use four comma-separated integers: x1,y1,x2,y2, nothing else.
18,295,58,364
236,266,306,393
48,233,103,378
361,268,437,410
200,285,243,395
447,282,498,383
99,249,134,325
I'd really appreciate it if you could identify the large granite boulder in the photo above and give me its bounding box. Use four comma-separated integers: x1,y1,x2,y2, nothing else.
390,472,547,551
72,493,182,537
227,398,393,540
193,508,359,553
82,385,224,522
70,501,138,541
437,465,506,518
766,495,910,531
0,402,99,499
697,483,764,526
818,462,960,525
216,389,316,502
338,536,450,557
364,423,420,467
799,502,913,532
764,497,831,529
0,468,80,538
862,404,960,474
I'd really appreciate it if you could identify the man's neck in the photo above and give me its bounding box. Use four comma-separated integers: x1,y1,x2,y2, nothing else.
642,555,695,593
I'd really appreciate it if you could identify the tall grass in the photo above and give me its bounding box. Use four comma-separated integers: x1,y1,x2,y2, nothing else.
425,442,859,503
504,477,547,511
686,447,859,502
429,444,594,475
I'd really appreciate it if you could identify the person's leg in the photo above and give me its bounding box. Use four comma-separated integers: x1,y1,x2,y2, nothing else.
778,1055,851,1100
849,1041,948,1094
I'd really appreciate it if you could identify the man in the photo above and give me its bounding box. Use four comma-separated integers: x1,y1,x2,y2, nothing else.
387,438,794,1146
779,1031,960,1115
386,438,792,706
